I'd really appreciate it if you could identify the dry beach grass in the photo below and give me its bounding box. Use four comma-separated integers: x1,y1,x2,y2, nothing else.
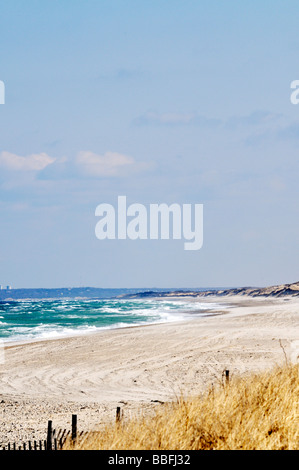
68,364,299,450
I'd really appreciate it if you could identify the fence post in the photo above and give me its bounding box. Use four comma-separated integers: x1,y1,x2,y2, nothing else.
72,415,77,443
47,420,53,451
116,407,122,423
225,370,230,385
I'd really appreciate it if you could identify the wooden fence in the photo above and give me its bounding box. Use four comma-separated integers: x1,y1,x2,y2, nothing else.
0,414,89,451
0,405,127,451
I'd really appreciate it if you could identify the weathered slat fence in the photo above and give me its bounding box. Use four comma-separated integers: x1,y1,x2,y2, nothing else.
0,413,80,451
0,405,127,451
0,430,69,451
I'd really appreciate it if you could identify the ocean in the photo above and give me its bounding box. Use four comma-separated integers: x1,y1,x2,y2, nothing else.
0,290,222,344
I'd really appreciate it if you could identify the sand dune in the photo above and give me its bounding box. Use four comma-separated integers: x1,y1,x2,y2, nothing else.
126,281,299,299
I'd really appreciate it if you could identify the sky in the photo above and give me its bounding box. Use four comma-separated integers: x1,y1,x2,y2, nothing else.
0,0,299,289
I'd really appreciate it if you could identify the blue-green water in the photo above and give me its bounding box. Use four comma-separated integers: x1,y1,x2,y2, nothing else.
0,297,221,343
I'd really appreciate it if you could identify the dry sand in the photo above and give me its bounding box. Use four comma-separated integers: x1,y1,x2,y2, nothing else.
0,295,298,446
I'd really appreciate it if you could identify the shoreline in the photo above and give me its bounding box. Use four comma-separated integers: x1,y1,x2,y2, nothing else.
0,294,298,446
1,296,230,348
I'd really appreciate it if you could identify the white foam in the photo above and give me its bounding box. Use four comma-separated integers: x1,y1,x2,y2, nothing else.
0,298,225,345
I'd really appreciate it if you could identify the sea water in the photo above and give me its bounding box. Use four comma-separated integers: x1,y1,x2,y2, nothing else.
0,296,222,344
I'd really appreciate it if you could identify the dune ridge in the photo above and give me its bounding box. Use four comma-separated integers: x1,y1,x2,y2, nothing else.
125,281,299,299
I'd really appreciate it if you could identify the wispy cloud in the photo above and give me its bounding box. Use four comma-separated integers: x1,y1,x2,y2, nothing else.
0,151,55,172
0,149,150,182
133,110,282,129
133,111,221,127
37,150,152,180
97,68,146,82
276,123,299,141
226,111,283,129
243,118,299,146
76,151,138,177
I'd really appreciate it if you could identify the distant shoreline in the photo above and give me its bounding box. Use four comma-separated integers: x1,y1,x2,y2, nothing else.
130,281,299,299
0,287,219,302
0,281,298,301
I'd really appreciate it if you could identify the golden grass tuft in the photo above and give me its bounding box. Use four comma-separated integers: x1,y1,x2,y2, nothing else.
68,364,299,450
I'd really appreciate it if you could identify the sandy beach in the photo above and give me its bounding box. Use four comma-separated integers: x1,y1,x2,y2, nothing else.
0,295,298,446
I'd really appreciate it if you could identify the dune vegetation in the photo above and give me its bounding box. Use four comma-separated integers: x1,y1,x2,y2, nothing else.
66,363,298,451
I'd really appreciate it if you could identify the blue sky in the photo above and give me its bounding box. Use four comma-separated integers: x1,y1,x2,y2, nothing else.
0,1,299,288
